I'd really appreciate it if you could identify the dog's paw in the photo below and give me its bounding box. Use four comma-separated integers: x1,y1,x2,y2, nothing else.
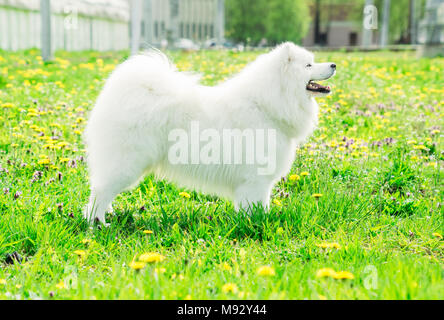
83,205,94,223
96,220,111,229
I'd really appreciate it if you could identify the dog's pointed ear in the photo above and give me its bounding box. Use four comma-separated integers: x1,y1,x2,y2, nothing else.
279,42,295,63
277,42,297,68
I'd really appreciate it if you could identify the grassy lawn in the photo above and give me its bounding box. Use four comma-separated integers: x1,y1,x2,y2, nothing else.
0,48,442,300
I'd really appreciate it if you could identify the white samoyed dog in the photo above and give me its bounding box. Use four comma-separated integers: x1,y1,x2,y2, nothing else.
84,42,336,224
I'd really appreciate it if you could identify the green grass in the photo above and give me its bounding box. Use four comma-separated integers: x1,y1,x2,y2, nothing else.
0,48,442,300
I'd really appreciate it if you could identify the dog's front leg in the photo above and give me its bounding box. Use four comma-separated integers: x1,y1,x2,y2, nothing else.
83,187,117,226
234,181,273,213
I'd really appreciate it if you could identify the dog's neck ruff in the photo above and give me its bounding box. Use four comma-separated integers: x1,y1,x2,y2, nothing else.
262,97,319,141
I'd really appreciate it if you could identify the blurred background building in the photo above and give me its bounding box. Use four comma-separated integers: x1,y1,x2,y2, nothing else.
0,0,130,51
302,2,362,47
0,0,443,57
418,0,444,56
143,0,223,47
0,0,224,52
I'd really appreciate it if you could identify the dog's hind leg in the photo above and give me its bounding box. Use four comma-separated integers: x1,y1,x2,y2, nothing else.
233,180,273,214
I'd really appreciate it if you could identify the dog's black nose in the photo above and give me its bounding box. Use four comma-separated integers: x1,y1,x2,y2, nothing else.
331,64,336,69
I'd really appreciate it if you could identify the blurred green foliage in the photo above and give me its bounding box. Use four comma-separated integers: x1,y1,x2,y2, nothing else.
226,0,428,45
225,0,310,45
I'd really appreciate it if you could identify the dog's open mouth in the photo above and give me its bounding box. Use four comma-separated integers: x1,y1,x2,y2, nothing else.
306,81,331,94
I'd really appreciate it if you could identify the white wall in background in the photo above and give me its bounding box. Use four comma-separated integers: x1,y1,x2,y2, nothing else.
0,0,129,51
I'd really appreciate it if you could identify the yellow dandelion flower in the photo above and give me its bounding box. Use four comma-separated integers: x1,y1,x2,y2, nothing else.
139,252,165,263
184,294,192,300
1,102,15,108
38,158,50,165
222,283,238,294
427,162,437,168
179,191,191,199
332,271,355,280
55,281,66,289
289,174,300,181
316,242,341,249
312,193,323,199
56,141,69,149
143,230,153,234
257,266,275,276
300,171,309,177
221,262,232,271
273,199,282,206
432,232,442,240
316,268,336,278
73,250,86,257
129,261,146,270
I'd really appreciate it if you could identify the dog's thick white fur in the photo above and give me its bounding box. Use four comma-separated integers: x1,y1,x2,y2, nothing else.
84,42,336,224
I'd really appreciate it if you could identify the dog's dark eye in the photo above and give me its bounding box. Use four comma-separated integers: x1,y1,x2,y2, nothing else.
306,64,312,68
